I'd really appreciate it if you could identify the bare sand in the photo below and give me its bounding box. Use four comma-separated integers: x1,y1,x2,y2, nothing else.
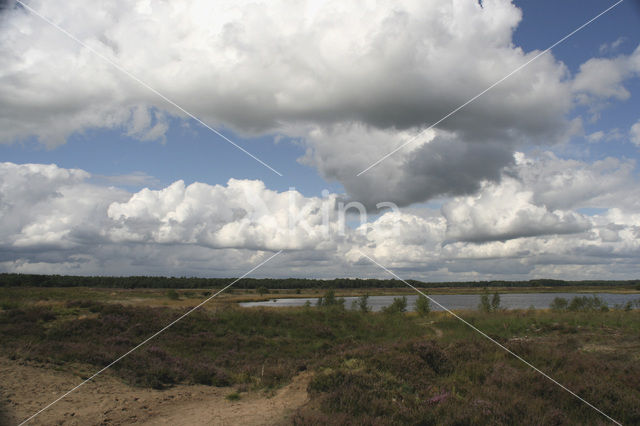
0,357,310,425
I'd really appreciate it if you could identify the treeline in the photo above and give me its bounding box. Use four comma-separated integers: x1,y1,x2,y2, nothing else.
0,273,639,290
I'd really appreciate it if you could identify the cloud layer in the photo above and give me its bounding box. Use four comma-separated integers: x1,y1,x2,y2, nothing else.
2,157,640,280
2,1,640,280
0,1,565,139
2,0,619,208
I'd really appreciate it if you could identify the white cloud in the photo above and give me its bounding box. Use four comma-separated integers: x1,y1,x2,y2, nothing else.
572,45,640,103
348,209,446,268
0,162,128,249
599,37,626,54
0,0,534,143
441,177,591,243
587,131,604,143
0,162,346,275
586,128,624,143
0,0,576,207
2,0,640,280
107,179,342,251
1,0,639,212
2,159,640,279
512,151,639,211
125,106,170,143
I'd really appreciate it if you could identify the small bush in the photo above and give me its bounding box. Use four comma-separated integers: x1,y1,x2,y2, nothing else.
567,295,608,312
479,292,491,312
0,301,18,310
317,290,344,308
383,296,407,314
491,293,501,311
550,297,568,311
226,392,241,401
166,289,180,300
415,295,431,316
409,340,450,374
357,294,370,313
479,292,501,313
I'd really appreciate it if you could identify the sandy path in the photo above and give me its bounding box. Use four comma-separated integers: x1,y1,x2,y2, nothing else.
0,358,310,425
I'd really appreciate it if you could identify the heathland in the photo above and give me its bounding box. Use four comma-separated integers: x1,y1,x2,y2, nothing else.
1,276,639,425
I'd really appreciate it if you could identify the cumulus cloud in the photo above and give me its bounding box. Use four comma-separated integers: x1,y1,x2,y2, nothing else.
2,0,640,279
0,162,347,275
0,0,569,136
0,0,580,207
351,151,640,278
4,159,640,280
298,123,520,208
441,177,591,243
0,162,348,256
512,152,639,211
2,0,640,211
107,179,342,251
347,209,446,268
572,44,640,103
0,162,127,251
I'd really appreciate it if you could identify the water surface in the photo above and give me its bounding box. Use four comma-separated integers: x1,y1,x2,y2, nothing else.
240,292,640,312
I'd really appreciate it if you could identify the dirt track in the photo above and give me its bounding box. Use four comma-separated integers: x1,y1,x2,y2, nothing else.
0,357,310,425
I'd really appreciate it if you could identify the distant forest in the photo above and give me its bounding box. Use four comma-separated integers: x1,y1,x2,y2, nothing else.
1,273,639,290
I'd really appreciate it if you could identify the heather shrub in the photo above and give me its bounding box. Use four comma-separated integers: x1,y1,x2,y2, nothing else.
409,340,451,375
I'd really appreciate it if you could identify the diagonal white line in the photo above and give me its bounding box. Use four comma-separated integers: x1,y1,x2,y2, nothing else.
14,0,283,177
356,0,624,176
357,250,622,425
18,250,284,426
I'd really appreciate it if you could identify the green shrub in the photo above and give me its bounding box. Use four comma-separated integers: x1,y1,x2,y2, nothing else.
357,294,370,313
479,292,490,312
317,289,345,308
166,289,180,300
491,292,501,311
0,301,18,310
415,295,431,316
383,296,407,314
479,292,501,313
567,295,608,312
256,286,269,295
226,392,241,401
550,297,568,311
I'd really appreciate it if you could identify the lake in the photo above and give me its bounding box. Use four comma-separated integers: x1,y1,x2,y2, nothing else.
239,292,640,311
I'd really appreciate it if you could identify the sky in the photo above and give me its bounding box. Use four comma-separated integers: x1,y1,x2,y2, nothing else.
1,0,640,281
